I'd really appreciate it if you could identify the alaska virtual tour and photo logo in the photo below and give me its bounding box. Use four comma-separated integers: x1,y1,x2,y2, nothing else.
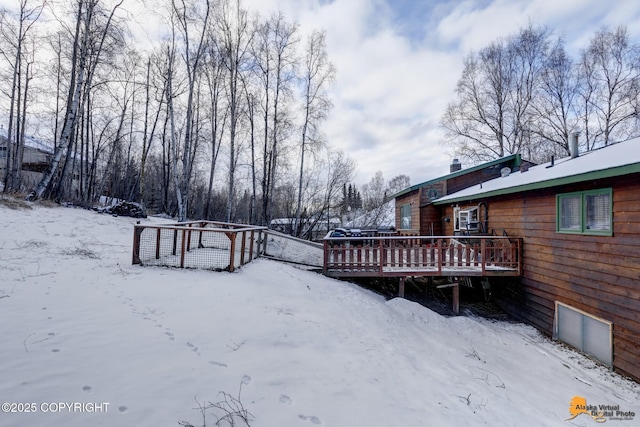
566,396,636,423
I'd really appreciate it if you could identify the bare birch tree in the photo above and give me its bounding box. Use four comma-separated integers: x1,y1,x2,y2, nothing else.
217,0,252,222
0,0,44,192
27,0,124,201
577,26,640,148
252,12,298,226
168,0,210,221
293,29,334,236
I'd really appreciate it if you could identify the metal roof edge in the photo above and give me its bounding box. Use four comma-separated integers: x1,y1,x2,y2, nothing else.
392,153,521,199
433,163,640,205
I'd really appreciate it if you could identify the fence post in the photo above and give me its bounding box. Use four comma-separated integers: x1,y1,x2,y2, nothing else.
172,229,178,256
262,230,268,256
240,230,247,266
132,225,143,264
226,232,237,272
155,228,161,260
180,229,186,268
249,230,255,262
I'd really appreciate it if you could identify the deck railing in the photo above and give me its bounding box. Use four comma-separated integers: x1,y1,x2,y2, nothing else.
132,221,267,272
323,234,522,278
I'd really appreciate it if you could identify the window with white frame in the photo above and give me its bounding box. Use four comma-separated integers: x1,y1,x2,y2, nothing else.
0,146,7,158
557,188,612,235
400,204,411,229
455,206,479,232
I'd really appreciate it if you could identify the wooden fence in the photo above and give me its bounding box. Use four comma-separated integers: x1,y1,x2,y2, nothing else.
132,221,267,272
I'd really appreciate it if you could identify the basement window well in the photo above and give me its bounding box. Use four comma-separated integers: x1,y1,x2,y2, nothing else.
554,302,612,367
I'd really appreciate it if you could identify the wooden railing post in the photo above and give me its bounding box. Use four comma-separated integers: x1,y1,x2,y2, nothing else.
323,240,329,275
379,238,385,276
481,238,486,274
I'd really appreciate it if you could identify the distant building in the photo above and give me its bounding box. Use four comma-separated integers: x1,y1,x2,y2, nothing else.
0,133,54,191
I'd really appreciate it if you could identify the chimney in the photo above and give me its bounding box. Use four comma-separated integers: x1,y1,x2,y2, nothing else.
450,158,462,173
571,132,580,159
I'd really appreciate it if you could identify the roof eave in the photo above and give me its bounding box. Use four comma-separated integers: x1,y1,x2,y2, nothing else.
392,153,521,199
433,163,640,205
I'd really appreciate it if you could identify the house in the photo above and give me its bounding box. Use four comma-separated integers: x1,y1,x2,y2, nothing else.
432,136,640,382
392,154,533,236
0,133,54,191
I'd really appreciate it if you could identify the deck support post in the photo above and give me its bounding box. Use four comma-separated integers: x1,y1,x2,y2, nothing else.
398,277,405,298
437,281,460,315
452,282,460,315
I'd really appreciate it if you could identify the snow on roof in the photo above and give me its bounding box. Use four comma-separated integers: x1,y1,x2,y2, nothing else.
392,153,521,199
434,137,640,204
0,128,54,153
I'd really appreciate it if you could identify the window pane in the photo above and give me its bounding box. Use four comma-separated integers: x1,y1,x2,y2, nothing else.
560,196,581,230
400,205,411,229
585,193,610,231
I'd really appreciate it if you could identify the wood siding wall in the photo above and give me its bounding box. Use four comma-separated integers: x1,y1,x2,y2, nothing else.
419,205,443,236
395,191,420,234
442,174,640,381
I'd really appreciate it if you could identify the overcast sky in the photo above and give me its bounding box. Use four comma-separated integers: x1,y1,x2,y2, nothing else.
231,0,640,186
4,0,640,187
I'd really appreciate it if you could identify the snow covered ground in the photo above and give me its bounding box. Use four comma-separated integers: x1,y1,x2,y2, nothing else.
0,199,639,427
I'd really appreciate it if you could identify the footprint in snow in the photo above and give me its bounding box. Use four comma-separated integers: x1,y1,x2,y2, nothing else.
241,375,252,386
118,406,128,413
299,415,322,424
82,386,92,392
209,361,228,368
279,395,293,405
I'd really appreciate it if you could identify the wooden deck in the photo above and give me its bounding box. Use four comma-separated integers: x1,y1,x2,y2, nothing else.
323,235,522,279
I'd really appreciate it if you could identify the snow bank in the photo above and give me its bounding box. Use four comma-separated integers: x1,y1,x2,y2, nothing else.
0,201,638,426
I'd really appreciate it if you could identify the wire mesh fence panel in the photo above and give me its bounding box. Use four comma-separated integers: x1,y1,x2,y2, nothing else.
133,222,267,271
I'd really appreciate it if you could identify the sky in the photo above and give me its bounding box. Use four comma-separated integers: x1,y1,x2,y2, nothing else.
2,0,640,188
233,0,640,186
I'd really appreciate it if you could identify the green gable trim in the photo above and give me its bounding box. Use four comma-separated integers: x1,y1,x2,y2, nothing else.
392,154,521,199
432,163,640,205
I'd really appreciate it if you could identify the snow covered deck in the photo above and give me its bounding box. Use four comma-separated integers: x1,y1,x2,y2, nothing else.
323,235,522,278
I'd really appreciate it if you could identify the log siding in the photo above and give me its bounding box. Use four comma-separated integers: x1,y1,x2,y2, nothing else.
440,174,640,381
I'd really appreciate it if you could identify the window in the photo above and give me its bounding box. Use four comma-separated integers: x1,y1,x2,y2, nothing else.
400,204,411,229
455,206,479,232
557,189,612,236
0,146,6,158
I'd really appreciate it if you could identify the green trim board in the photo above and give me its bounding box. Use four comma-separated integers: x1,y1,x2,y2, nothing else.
433,163,640,205
392,154,522,199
